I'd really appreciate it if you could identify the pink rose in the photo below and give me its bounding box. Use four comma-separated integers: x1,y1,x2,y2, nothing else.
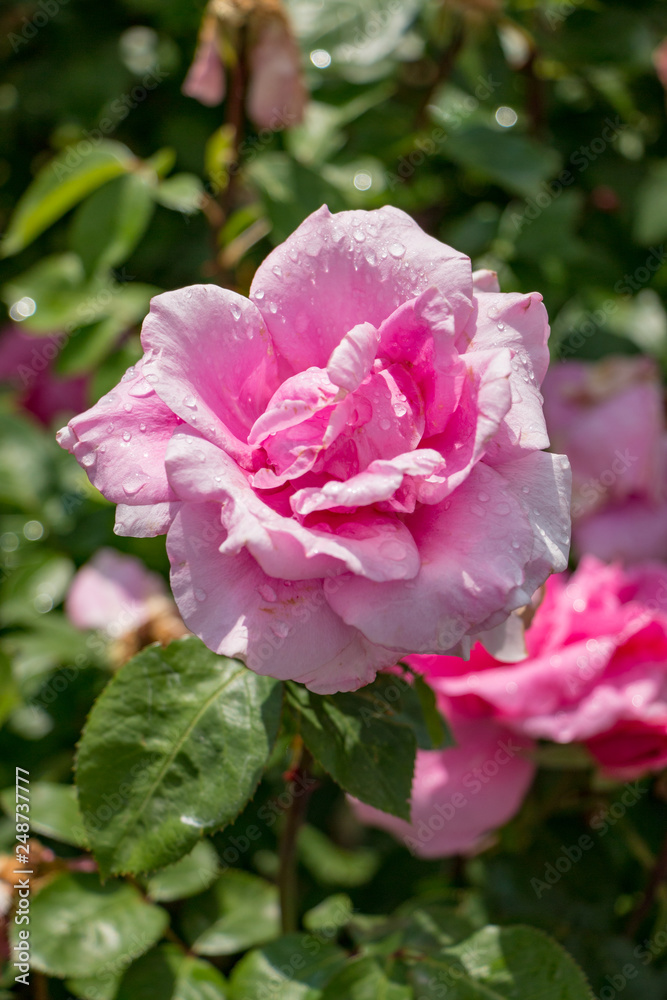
0,324,88,426
542,356,667,562
410,557,667,778
57,206,570,693
351,706,535,858
66,548,169,638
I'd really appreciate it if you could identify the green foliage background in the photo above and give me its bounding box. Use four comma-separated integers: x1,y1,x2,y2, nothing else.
1,0,667,997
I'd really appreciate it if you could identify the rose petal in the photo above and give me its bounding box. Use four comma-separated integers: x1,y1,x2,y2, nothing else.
249,205,473,372
56,360,180,505
167,502,398,693
140,285,280,467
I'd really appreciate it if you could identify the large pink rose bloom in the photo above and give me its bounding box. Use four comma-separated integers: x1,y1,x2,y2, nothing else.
57,206,570,693
351,706,535,857
543,356,667,563
410,557,667,779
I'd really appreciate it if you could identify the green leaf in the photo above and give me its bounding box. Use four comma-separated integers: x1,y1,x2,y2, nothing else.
2,253,88,332
286,676,424,820
298,824,380,887
633,161,667,244
76,638,282,876
1,140,135,257
67,970,122,1000
228,934,347,1000
403,925,593,1000
303,894,353,935
0,782,87,847
69,173,156,276
182,870,280,956
146,840,220,902
434,125,561,197
0,651,20,727
117,944,228,1000
16,871,168,979
154,174,204,214
246,153,347,244
412,674,451,751
320,957,412,1000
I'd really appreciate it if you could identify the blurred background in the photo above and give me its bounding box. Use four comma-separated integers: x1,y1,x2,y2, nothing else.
2,1,667,997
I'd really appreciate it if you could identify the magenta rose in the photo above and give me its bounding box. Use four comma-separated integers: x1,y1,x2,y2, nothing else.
351,705,535,858
409,556,667,779
543,356,667,563
57,206,570,693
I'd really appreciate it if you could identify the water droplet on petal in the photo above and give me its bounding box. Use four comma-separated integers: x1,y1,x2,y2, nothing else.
183,395,197,409
288,246,299,262
497,321,505,331
82,453,96,467
107,422,115,433
145,373,159,384
272,621,290,639
139,423,146,432
380,418,391,431
194,588,207,602
272,265,283,277
353,229,365,243
254,288,265,300
477,491,490,502
258,584,277,602
394,403,407,417
388,242,406,258
122,471,149,495
128,378,154,397
268,301,278,314
230,302,241,320
122,430,132,442
380,539,407,560
124,403,133,413
487,305,499,320
495,501,511,515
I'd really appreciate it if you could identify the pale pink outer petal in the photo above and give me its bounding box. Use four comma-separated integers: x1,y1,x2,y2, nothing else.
351,714,535,858
56,361,180,505
140,285,280,467
463,291,551,461
166,502,399,693
182,31,226,107
247,18,306,130
249,206,473,373
165,427,420,583
471,269,501,293
326,322,379,392
66,548,167,634
326,461,537,654
114,502,182,538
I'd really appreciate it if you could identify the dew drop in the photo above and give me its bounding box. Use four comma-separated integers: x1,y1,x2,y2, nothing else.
268,301,278,314
194,588,207,602
272,265,283,277
230,302,242,320
353,229,365,243
124,403,133,413
254,288,265,300
107,422,115,433
379,418,391,431
521,485,530,494
272,621,290,639
511,540,520,549
477,491,490,502
82,453,96,467
388,242,406,258
139,423,146,432
487,305,500,320
183,395,197,409
497,321,505,331
380,540,407,560
364,250,377,266
495,501,511,515
258,583,277,602
128,378,154,397
122,471,149,495
122,430,132,442
99,444,106,453
145,373,159,384
288,246,299,261
394,403,407,417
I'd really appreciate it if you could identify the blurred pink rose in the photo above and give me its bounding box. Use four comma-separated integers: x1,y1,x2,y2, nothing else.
351,706,535,857
409,557,667,779
542,356,667,562
0,324,88,426
653,38,667,90
66,548,168,637
57,205,570,693
182,1,306,130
